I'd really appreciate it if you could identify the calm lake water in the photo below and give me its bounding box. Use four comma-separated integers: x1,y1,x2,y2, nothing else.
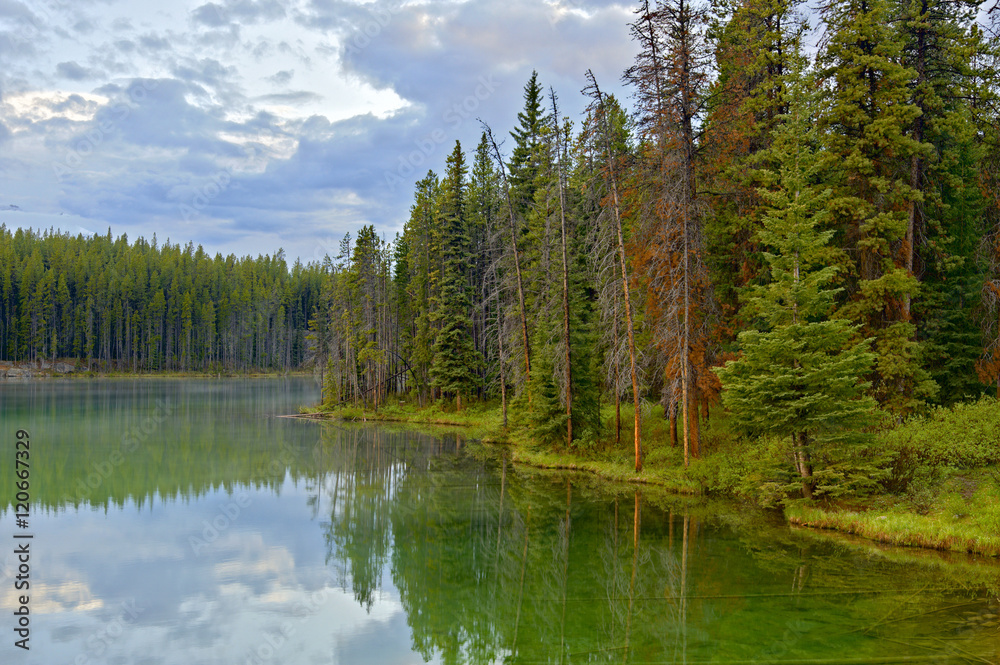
0,378,998,664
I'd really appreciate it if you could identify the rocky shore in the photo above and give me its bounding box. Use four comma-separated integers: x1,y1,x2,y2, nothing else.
0,361,78,378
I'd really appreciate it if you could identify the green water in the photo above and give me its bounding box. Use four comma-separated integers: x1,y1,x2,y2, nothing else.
0,379,997,664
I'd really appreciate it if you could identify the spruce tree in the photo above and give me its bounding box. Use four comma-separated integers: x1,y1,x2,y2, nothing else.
430,141,482,410
816,0,937,413
508,71,550,218
716,77,878,499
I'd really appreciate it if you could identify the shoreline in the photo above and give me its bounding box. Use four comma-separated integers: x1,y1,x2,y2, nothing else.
300,405,1000,559
0,361,314,380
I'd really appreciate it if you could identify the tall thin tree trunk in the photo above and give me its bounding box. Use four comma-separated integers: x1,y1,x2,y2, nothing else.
670,401,678,447
484,125,532,391
682,163,692,467
614,305,621,446
498,303,508,427
690,382,701,459
586,72,642,471
551,90,573,446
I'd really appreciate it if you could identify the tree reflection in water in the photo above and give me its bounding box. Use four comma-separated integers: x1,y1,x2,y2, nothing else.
310,425,999,664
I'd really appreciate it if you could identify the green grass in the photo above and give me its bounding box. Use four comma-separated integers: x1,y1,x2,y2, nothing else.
309,394,1000,557
786,467,1000,556
310,396,507,440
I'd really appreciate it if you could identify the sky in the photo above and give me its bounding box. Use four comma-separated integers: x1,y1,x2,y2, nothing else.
0,0,638,265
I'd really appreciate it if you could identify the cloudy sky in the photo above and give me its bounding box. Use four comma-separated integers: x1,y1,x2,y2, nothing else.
0,0,637,264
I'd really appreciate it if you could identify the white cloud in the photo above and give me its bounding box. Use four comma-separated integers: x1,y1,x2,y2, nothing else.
0,0,637,262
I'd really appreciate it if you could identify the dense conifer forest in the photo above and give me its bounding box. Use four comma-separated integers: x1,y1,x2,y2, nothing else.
0,227,325,371
4,0,999,487
310,0,1000,484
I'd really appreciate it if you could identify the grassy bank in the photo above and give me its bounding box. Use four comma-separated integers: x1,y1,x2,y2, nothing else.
787,485,1000,556
308,395,1000,557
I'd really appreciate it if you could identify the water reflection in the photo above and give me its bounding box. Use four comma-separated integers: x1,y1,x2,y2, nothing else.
0,380,996,664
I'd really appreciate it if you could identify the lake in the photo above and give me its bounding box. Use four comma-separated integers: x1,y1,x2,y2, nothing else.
0,378,997,664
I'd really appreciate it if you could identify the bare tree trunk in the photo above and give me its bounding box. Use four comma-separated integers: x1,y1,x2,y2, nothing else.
484,125,532,393
682,344,690,467
670,402,678,447
551,89,573,445
614,306,621,446
586,72,642,471
795,432,813,499
498,304,508,427
690,382,701,459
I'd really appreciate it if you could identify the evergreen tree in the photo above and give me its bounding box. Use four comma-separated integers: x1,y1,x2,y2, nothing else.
508,71,551,217
702,0,807,336
430,142,482,409
893,0,992,403
716,78,877,499
398,172,441,403
816,0,937,413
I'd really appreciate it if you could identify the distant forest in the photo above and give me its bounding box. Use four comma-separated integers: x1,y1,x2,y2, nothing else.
0,228,325,371
4,0,1000,457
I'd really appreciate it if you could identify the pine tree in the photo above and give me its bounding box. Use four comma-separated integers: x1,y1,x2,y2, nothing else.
399,172,441,403
508,71,550,217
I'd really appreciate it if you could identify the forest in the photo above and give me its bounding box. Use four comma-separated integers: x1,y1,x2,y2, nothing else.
3,0,999,497
0,227,326,372
313,0,1000,478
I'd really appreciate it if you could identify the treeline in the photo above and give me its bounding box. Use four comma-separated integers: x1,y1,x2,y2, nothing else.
312,0,1000,478
0,226,325,371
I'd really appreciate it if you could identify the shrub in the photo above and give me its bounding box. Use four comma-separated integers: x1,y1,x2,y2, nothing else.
879,397,1000,488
